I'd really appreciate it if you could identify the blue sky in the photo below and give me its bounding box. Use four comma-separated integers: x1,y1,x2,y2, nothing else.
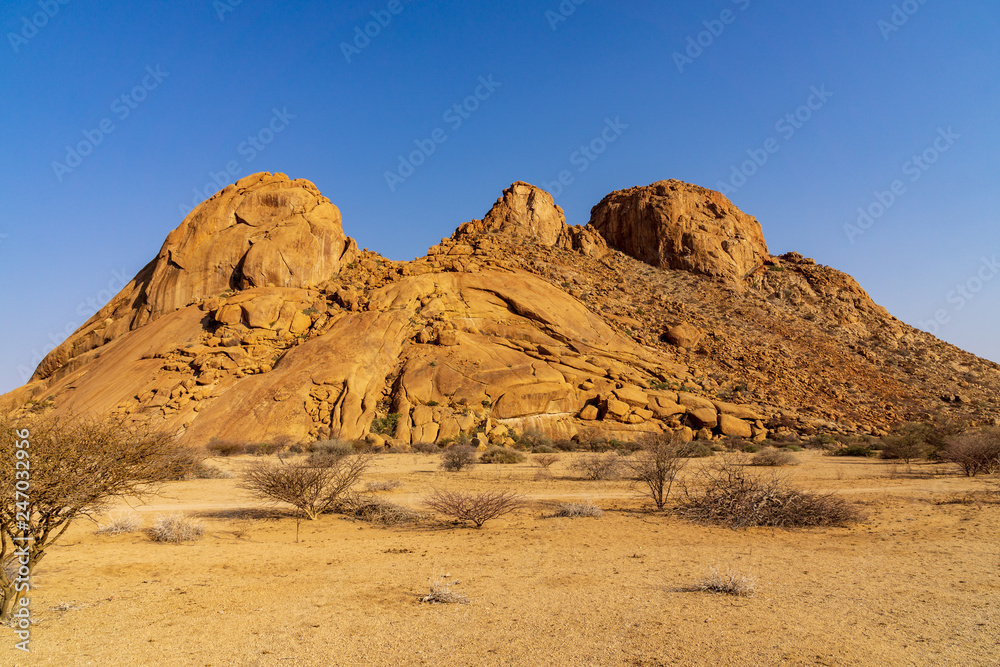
1,0,998,394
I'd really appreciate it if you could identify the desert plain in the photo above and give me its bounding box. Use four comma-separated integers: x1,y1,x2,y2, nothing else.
4,450,998,667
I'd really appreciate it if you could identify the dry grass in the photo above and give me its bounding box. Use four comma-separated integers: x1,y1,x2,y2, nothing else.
336,493,424,525
365,479,402,492
678,458,863,529
148,513,205,543
420,572,468,604
692,566,757,597
95,513,143,536
749,447,799,467
549,502,603,518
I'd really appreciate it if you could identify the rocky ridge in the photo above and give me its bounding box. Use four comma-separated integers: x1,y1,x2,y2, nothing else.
3,173,998,449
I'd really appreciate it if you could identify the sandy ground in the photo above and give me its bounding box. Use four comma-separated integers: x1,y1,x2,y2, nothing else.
3,451,999,666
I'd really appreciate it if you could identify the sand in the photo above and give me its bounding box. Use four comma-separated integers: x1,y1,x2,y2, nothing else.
4,452,999,666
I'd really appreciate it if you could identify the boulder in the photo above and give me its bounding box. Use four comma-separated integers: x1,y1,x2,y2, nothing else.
718,414,752,438
613,385,649,408
589,179,769,282
688,407,718,429
662,323,701,349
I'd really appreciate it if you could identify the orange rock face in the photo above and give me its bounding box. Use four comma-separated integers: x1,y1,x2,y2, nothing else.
589,180,769,282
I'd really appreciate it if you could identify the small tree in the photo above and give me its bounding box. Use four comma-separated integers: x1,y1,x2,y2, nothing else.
880,423,930,464
241,453,372,519
441,445,477,472
943,430,1000,477
422,489,524,528
628,432,689,511
0,415,185,622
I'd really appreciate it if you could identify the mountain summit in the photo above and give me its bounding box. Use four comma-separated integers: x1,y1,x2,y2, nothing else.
4,173,998,447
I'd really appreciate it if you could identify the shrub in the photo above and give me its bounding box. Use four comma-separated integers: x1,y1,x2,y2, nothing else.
880,423,930,463
750,447,798,467
149,513,205,543
422,489,525,528
206,439,245,457
783,444,803,452
550,502,602,518
515,430,552,452
741,444,760,454
479,446,525,464
371,413,400,436
245,442,280,456
571,453,622,480
693,566,757,597
677,459,863,529
628,433,689,511
189,462,234,479
240,453,372,519
365,479,402,492
943,430,1000,476
685,441,714,457
532,444,558,454
831,444,876,457
336,493,423,525
96,513,143,536
441,445,478,472
533,454,561,469
411,441,439,454
308,439,354,458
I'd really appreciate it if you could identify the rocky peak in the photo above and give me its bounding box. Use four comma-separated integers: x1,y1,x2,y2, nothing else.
451,181,608,258
589,179,769,282
31,172,358,382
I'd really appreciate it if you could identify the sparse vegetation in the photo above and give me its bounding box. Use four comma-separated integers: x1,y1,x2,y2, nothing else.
371,413,400,436
420,572,468,604
831,443,877,458
422,489,525,528
880,423,930,463
750,447,799,467
628,433,689,511
365,479,402,492
550,502,603,518
692,566,757,597
206,439,246,457
0,415,188,621
678,458,863,529
479,446,524,464
240,453,372,519
149,513,205,543
95,513,143,536
571,452,622,480
441,445,478,472
336,493,423,526
942,429,1000,477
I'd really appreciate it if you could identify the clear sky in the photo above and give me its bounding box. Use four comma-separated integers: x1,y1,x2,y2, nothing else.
1,0,998,394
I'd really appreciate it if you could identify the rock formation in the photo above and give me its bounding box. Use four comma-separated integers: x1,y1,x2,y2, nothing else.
589,179,769,282
3,174,998,449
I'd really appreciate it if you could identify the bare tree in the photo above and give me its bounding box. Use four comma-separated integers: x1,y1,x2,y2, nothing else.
240,453,372,519
422,489,524,528
0,415,185,622
628,432,689,511
943,429,1000,477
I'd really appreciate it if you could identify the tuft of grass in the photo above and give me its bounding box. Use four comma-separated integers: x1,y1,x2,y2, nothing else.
550,502,603,518
96,512,143,535
148,513,205,543
365,479,402,492
693,566,757,597
420,571,468,604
